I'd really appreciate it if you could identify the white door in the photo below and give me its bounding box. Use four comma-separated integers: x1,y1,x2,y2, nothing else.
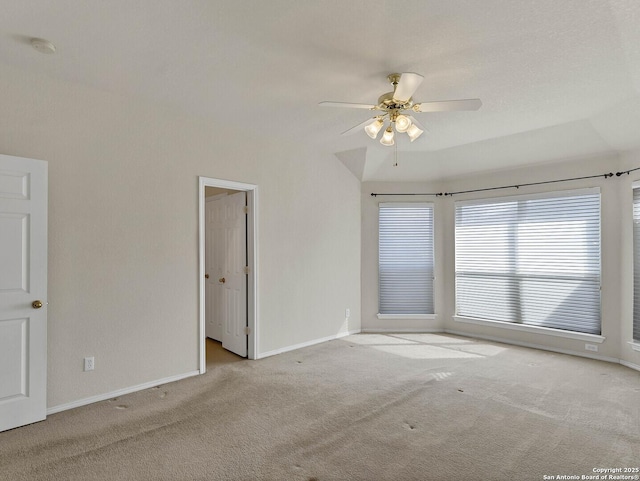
221,192,248,357
204,192,247,357
205,195,224,341
0,154,47,432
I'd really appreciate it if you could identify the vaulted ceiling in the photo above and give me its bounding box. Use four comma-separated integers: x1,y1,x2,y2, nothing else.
2,0,639,181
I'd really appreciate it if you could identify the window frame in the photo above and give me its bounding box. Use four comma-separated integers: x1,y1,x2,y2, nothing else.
377,202,436,319
453,187,605,343
631,182,640,347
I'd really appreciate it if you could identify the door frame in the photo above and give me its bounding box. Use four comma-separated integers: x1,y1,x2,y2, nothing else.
198,176,258,370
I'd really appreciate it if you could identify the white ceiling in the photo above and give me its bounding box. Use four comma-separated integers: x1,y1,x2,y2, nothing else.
2,0,639,182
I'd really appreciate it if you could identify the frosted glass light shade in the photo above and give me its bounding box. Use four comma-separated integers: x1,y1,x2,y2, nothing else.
407,124,424,142
365,119,384,139
380,127,395,146
395,114,412,132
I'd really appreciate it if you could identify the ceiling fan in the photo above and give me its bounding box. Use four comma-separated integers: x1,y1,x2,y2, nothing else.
319,72,482,146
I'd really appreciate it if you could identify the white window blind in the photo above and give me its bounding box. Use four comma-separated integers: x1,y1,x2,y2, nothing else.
379,203,434,315
455,190,601,335
633,187,640,341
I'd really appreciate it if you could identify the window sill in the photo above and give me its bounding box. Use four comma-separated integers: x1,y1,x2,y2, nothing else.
452,316,606,343
629,342,640,352
377,314,436,320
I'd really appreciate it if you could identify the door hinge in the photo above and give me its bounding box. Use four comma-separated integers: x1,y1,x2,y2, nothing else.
243,206,248,214
244,326,251,335
244,266,250,275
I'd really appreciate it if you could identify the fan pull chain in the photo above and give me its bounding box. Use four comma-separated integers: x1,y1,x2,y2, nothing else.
393,138,399,167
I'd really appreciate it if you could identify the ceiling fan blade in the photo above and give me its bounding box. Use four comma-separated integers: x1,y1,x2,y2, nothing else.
319,101,376,109
414,98,482,112
392,73,424,102
340,117,377,136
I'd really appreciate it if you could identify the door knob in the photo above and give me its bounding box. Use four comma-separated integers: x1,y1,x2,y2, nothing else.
205,274,209,279
32,300,43,309
219,277,226,284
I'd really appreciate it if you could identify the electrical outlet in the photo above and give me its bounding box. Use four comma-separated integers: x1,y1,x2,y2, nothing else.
84,357,95,371
585,344,598,352
345,308,350,319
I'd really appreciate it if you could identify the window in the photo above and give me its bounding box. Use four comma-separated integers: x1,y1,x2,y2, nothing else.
455,189,601,335
378,203,434,315
633,186,640,342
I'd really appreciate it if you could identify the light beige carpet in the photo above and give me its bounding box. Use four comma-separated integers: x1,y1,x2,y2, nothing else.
1,334,639,481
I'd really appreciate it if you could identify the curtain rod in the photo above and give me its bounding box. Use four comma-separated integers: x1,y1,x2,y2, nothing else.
370,167,639,198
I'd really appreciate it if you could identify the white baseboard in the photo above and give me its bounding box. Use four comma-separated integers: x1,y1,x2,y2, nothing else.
362,328,443,334
258,327,635,370
47,370,200,415
46,333,640,416
619,359,640,372
257,329,361,359
444,329,621,363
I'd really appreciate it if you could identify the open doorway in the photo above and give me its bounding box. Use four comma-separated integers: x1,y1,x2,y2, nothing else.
204,188,247,358
198,177,258,373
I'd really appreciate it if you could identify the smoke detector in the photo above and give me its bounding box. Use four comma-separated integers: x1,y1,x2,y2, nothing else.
31,38,56,54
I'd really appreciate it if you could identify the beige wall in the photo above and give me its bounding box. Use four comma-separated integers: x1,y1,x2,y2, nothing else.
362,153,640,369
0,64,361,409
2,54,636,413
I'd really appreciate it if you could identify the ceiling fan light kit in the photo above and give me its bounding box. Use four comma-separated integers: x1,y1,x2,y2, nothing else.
394,114,411,132
320,72,482,146
364,117,384,139
406,123,424,142
380,127,395,146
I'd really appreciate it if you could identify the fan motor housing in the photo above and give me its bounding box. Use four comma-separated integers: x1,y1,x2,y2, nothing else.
377,91,414,111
